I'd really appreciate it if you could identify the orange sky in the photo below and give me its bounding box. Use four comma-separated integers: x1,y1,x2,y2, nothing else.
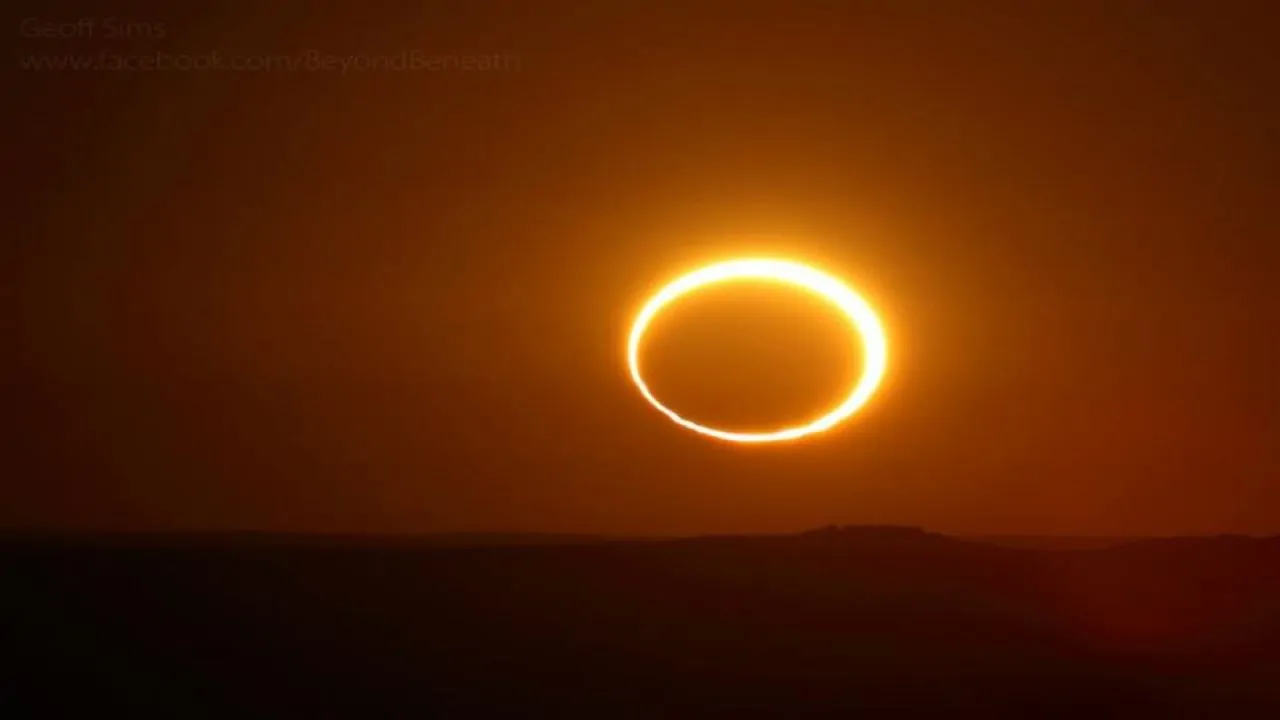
8,2,1278,536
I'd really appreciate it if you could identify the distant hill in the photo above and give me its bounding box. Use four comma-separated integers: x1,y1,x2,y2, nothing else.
0,530,639,548
968,534,1147,550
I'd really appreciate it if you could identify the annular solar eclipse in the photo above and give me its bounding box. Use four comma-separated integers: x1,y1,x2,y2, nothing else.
627,258,889,444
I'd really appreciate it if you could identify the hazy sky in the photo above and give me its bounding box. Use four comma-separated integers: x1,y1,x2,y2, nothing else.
9,2,1279,535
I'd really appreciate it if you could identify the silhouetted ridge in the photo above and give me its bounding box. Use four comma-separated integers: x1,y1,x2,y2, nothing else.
969,535,1142,550
793,524,973,550
1119,534,1279,550
0,530,634,549
7,529,1280,713
799,524,938,541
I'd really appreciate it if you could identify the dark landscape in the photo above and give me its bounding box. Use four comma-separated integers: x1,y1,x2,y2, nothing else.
9,2,1279,716
8,527,1280,715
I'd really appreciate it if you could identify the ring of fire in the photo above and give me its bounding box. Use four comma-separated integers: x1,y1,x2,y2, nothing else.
627,258,889,444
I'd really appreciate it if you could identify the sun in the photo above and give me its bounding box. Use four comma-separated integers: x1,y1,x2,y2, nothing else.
626,258,888,443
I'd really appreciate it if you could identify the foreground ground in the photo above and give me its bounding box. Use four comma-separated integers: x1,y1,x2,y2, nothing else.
6,527,1280,716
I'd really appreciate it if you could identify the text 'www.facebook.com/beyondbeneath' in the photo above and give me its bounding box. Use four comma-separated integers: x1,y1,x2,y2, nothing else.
19,49,522,73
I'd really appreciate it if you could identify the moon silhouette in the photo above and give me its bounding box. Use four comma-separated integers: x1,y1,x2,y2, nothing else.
627,258,888,443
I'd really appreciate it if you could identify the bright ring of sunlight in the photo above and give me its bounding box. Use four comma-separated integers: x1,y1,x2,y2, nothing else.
627,258,889,444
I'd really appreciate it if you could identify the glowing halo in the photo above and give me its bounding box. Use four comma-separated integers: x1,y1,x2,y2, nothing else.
626,258,888,444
